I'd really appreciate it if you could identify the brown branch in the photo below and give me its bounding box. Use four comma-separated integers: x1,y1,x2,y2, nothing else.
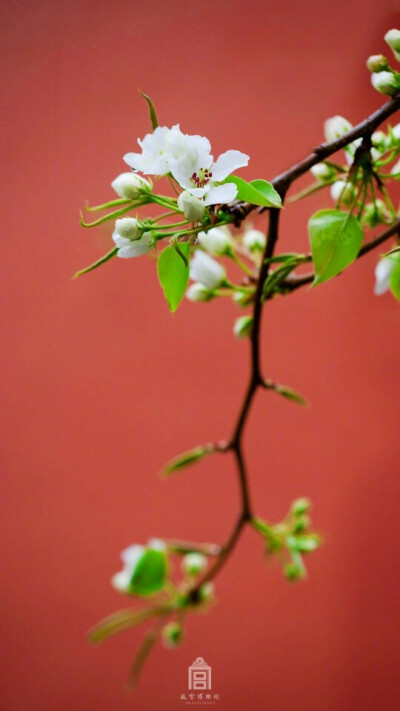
189,95,400,601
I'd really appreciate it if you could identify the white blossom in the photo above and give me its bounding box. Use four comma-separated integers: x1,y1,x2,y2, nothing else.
170,141,249,206
243,228,266,252
114,217,142,239
112,220,152,258
186,283,213,302
197,227,232,255
371,71,398,96
310,163,335,182
123,124,188,175
177,190,206,221
111,172,151,200
189,250,226,289
374,256,397,295
384,28,400,53
324,116,352,142
233,315,254,338
181,553,207,576
330,180,355,205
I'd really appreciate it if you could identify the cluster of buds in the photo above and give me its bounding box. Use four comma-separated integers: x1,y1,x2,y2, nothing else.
367,29,400,96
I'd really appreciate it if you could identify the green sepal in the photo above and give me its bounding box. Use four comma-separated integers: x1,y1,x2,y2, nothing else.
162,444,215,477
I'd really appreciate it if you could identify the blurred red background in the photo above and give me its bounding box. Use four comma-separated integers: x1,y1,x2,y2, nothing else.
1,1,400,709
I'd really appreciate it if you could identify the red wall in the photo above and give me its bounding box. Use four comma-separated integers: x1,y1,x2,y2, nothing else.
1,2,400,709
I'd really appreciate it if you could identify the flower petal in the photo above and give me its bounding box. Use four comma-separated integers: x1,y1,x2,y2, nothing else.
211,150,250,181
203,183,237,206
123,152,144,171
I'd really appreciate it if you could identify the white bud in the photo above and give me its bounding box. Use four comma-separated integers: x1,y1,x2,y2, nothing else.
181,553,208,576
362,200,391,228
111,543,145,593
189,250,226,289
198,582,214,604
186,283,213,302
114,217,142,240
374,256,397,295
112,230,152,258
371,71,399,96
324,116,352,142
233,315,253,338
243,228,266,252
391,123,400,140
385,28,400,53
310,162,335,183
177,190,206,221
111,172,151,200
391,158,400,174
366,54,389,72
330,180,355,205
198,227,232,256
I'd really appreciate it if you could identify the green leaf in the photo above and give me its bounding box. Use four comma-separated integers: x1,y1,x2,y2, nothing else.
309,209,363,285
162,444,214,477
273,383,309,407
139,90,159,130
131,549,167,596
157,242,190,312
88,606,157,644
389,253,400,301
224,176,282,208
73,247,118,279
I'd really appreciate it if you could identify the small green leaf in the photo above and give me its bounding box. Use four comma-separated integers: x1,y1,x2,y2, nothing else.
389,253,400,301
272,382,309,406
88,606,157,644
131,549,167,596
73,247,118,279
224,176,282,208
309,209,363,285
139,90,159,130
157,242,190,312
162,444,214,477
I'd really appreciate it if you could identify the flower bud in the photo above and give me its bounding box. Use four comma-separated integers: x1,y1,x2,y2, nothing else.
391,158,400,174
366,54,389,72
112,230,153,258
181,552,208,576
189,250,226,289
162,622,183,648
111,172,151,200
197,582,214,604
362,200,391,228
371,70,399,96
310,162,335,183
242,228,266,252
324,115,352,142
177,190,206,221
115,217,142,240
186,283,214,302
374,255,397,295
233,290,254,307
291,497,311,516
385,28,400,53
284,561,305,582
330,180,355,205
233,315,254,338
198,227,233,256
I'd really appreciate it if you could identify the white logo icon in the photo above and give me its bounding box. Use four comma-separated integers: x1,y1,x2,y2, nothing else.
188,657,212,690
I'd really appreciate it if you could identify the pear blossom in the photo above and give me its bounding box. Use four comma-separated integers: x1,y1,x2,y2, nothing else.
330,179,355,205
310,162,335,182
123,124,188,175
197,227,233,255
189,250,226,289
111,172,151,200
111,538,166,593
177,190,206,221
243,228,266,252
324,116,352,142
186,283,213,302
371,71,399,96
366,54,389,72
181,552,208,576
112,218,152,258
374,255,398,295
170,143,249,206
233,315,254,338
385,28,400,53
